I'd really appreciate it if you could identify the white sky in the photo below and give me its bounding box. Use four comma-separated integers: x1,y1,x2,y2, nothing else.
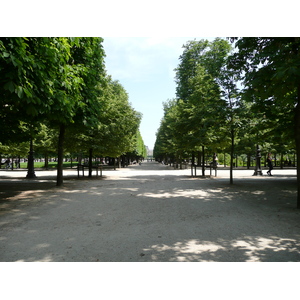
103,37,215,150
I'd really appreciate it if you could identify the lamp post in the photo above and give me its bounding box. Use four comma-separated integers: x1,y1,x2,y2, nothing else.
253,144,263,176
26,138,36,178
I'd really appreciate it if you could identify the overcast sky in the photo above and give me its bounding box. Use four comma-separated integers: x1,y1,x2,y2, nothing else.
103,37,216,150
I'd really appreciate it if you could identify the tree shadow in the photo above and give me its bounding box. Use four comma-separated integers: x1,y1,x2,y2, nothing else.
0,168,299,262
0,179,77,215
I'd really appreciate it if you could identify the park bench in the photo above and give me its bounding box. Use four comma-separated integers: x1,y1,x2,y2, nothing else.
191,163,217,177
77,164,102,178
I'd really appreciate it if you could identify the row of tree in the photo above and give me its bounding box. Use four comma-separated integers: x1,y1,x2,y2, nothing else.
0,37,146,185
153,38,299,208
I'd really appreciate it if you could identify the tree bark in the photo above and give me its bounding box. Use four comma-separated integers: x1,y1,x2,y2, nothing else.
191,151,195,176
179,152,182,170
88,148,93,177
296,84,300,208
280,153,284,169
56,124,65,186
230,129,234,184
247,154,251,169
44,153,49,169
202,146,205,176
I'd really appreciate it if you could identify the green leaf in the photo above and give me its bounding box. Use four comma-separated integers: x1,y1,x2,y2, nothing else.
23,87,32,98
15,86,23,98
4,81,15,92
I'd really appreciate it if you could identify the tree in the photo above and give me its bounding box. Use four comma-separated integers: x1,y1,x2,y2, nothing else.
217,61,246,184
0,37,107,185
55,37,106,184
65,77,142,172
135,130,147,160
188,64,226,173
229,37,300,208
98,79,141,159
172,38,231,174
34,123,57,169
175,39,210,101
154,100,178,164
0,38,81,179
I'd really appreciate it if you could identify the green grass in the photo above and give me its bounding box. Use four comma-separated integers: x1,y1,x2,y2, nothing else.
17,161,79,169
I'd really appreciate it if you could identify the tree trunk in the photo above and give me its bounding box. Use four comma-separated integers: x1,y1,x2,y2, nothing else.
191,151,195,176
295,84,300,208
44,153,49,169
202,146,205,176
88,148,93,177
56,124,65,186
179,152,182,170
230,129,234,184
280,153,283,169
247,154,250,169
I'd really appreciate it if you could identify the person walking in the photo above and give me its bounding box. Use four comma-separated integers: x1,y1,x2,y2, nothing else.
266,153,273,176
5,159,11,169
212,153,218,168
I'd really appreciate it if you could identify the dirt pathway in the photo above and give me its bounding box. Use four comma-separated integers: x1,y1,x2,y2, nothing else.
0,161,299,261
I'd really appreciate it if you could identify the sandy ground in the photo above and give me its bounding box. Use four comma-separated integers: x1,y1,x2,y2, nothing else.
0,161,299,262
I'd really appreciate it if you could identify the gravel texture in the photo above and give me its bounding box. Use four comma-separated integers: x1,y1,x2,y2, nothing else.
0,162,299,262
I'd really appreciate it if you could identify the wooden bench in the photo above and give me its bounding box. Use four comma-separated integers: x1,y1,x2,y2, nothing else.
191,164,217,177
77,164,102,178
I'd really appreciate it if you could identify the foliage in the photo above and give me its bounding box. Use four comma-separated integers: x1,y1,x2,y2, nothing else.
155,38,232,168
229,37,300,207
0,38,145,183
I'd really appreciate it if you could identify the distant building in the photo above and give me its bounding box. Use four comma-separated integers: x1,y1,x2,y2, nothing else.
146,146,153,160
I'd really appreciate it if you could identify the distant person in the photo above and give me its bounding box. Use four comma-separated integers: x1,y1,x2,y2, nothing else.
15,159,20,168
212,153,218,168
267,153,273,176
5,159,11,169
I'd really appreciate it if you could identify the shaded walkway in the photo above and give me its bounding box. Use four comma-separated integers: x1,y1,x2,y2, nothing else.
0,161,299,261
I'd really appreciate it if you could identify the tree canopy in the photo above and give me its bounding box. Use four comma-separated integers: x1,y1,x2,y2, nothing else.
155,37,299,207
229,37,300,207
0,37,146,184
155,38,233,174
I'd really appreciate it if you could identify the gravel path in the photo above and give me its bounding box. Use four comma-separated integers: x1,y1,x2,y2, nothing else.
0,161,299,262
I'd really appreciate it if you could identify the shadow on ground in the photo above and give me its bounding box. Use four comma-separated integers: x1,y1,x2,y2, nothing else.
0,165,299,262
